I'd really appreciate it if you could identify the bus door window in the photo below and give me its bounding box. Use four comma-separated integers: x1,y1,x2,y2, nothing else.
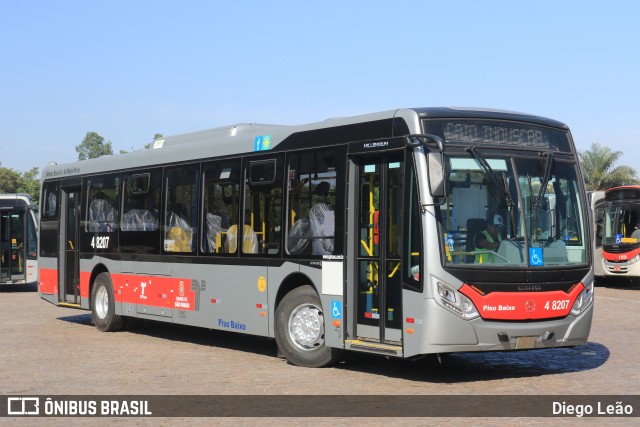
9,213,24,274
1,213,10,278
286,150,338,256
39,182,59,259
120,170,161,254
356,155,404,340
202,159,240,254
243,158,282,255
26,211,37,259
164,165,199,253
404,158,422,292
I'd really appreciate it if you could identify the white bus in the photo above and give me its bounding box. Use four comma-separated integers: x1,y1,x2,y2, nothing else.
593,186,640,285
38,108,594,367
1,194,38,286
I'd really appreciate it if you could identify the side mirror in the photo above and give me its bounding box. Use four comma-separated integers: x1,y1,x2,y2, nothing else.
428,152,446,198
405,134,448,198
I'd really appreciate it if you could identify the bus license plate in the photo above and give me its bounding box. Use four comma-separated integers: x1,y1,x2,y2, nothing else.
516,336,536,349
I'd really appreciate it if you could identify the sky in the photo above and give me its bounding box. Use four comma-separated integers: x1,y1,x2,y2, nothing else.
1,1,639,173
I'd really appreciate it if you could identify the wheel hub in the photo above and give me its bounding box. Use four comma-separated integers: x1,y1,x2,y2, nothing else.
289,304,324,350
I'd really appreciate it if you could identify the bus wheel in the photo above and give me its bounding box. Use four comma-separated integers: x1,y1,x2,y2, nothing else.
91,272,125,332
275,285,338,367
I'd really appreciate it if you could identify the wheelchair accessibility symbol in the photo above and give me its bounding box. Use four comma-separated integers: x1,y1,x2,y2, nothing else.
331,300,342,319
529,248,544,267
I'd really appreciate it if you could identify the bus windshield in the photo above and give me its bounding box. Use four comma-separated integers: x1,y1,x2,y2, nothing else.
602,202,640,245
438,151,587,267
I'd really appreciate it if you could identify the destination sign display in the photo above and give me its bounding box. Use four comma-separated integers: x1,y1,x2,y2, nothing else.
423,119,571,152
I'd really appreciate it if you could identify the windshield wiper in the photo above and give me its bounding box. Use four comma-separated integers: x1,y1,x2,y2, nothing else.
530,152,554,244
466,146,516,236
534,152,554,211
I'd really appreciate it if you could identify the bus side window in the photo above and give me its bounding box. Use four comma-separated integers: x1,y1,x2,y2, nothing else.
243,158,282,255
86,174,120,233
286,151,337,257
164,165,199,253
202,160,240,254
121,172,160,232
42,183,58,219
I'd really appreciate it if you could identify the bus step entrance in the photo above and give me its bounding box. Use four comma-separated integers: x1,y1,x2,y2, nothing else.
345,339,402,356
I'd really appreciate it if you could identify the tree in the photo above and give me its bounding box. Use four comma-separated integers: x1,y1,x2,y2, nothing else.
0,167,22,193
18,167,40,204
0,167,40,204
75,131,113,160
578,143,639,191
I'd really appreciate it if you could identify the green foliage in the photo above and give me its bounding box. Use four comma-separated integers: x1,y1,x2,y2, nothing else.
0,167,40,204
0,167,21,193
578,143,639,191
75,131,113,160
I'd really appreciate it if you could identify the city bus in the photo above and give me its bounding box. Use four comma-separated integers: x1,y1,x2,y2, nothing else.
593,185,640,285
1,194,38,286
38,107,594,367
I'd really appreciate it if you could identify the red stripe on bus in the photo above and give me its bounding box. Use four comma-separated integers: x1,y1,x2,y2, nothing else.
79,272,91,299
38,268,58,295
602,247,640,262
459,283,584,320
112,274,195,311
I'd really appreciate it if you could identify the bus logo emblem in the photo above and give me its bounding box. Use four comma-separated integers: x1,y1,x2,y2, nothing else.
179,281,185,297
525,300,536,313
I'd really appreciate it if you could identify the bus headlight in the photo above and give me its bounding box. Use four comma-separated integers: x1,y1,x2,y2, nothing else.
433,280,480,320
570,279,594,316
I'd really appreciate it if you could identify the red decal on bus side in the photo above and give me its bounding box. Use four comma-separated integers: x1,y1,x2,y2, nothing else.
460,283,584,320
79,272,91,299
38,268,58,295
111,274,195,311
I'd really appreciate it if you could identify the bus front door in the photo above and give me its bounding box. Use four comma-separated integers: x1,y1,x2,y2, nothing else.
351,154,404,345
59,187,80,304
1,210,26,283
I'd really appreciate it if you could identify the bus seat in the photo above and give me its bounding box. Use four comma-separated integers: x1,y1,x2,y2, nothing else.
166,226,193,252
288,218,310,255
165,211,193,252
89,198,117,232
465,218,487,263
225,224,259,254
122,209,158,231
206,213,225,253
310,202,334,255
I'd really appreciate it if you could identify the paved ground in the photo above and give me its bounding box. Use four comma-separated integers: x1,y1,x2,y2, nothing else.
0,282,638,425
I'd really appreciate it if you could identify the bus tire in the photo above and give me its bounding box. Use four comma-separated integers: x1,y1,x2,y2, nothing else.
275,285,338,368
91,272,125,332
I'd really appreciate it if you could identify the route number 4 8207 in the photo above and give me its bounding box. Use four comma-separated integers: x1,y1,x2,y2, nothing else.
544,299,570,311
91,236,110,249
